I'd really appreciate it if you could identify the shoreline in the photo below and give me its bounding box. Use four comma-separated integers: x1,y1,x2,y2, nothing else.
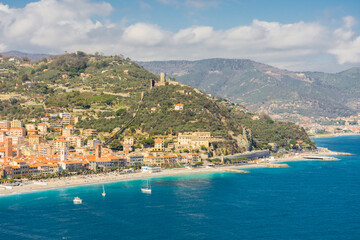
310,133,360,139
0,164,261,197
0,148,351,198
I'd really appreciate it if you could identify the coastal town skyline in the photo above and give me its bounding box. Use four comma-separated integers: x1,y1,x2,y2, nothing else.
0,1,359,238
0,0,359,72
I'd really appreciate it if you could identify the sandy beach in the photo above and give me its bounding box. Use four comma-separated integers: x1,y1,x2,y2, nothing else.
0,164,260,197
0,148,347,197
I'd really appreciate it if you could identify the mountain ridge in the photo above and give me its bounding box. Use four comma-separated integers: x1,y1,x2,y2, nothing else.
1,50,52,61
138,58,360,119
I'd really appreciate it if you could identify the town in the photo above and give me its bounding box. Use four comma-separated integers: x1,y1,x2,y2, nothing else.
0,117,273,181
0,53,316,183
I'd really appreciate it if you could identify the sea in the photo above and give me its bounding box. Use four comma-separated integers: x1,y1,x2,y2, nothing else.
0,135,359,240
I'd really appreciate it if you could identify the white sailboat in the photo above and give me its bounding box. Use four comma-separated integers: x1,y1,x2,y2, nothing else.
141,179,152,194
73,197,82,204
102,184,106,197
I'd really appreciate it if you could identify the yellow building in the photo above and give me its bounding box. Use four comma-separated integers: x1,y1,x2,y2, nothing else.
178,132,211,149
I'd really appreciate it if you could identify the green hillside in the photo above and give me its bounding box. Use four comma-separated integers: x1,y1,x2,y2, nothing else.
0,53,315,152
139,59,360,118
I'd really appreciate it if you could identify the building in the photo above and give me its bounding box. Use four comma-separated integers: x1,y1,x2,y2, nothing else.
9,127,26,137
174,103,184,111
155,72,167,86
141,166,161,173
127,154,144,166
5,137,13,159
143,154,177,166
123,136,134,146
188,153,201,163
59,113,71,119
84,129,97,137
178,132,211,149
11,119,23,128
160,72,165,82
95,144,102,159
25,124,36,131
5,135,25,146
38,143,53,157
59,161,83,172
54,139,70,153
154,140,165,151
9,160,29,177
28,134,43,145
37,123,48,135
66,136,84,148
62,115,71,125
62,127,73,136
27,129,39,136
0,120,11,130
87,139,101,149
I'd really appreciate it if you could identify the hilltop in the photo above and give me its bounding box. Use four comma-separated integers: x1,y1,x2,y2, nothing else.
1,50,52,61
0,52,315,153
138,59,360,120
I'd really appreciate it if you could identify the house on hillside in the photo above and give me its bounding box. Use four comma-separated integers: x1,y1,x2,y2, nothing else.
174,103,184,111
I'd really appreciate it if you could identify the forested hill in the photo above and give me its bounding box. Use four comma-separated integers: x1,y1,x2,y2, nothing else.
0,52,315,151
138,59,360,118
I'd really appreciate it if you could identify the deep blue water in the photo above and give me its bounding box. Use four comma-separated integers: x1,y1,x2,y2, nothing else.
1,136,360,240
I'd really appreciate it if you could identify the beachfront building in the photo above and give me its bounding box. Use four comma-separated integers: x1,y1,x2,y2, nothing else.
177,132,211,149
143,154,177,166
126,154,144,166
141,166,162,173
188,153,201,163
59,161,83,172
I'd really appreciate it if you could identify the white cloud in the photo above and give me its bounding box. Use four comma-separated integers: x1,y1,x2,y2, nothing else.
327,16,360,65
0,1,359,72
174,26,214,44
123,23,168,46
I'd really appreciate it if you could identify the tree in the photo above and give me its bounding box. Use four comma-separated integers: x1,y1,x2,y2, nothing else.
109,139,123,151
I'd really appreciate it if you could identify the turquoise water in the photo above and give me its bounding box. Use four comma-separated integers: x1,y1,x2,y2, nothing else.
1,136,360,239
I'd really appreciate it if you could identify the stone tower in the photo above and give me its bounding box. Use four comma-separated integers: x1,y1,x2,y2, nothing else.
160,72,165,83
95,144,102,159
60,148,67,161
5,138,12,159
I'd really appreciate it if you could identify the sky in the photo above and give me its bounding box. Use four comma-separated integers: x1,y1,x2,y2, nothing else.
0,0,359,72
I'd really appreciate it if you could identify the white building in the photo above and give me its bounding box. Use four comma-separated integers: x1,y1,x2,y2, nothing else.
141,166,162,173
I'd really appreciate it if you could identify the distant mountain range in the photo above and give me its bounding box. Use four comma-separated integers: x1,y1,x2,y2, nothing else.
138,59,360,119
1,50,52,61
2,51,359,119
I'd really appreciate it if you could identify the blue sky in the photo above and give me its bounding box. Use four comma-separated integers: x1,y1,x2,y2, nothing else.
0,0,359,72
